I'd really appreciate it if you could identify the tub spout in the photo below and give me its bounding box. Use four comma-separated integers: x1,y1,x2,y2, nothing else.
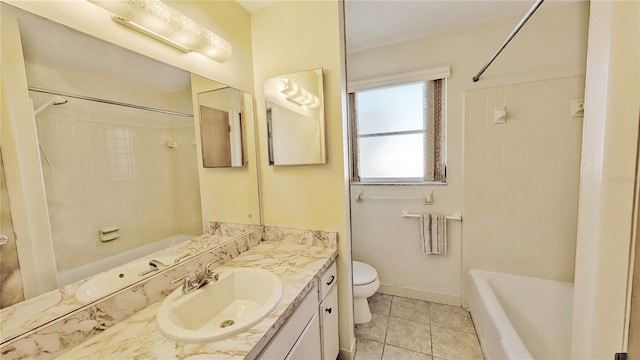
149,259,168,268
138,259,168,276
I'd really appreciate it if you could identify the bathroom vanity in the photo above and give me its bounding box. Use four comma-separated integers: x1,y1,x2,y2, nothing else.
260,262,338,360
51,233,338,360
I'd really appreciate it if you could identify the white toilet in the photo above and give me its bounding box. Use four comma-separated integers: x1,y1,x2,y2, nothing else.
353,261,380,324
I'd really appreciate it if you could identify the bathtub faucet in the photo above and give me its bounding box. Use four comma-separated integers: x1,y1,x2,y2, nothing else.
171,257,222,294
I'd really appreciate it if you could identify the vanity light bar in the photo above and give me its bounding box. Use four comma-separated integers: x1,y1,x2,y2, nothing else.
280,78,321,108
89,0,232,63
111,16,191,53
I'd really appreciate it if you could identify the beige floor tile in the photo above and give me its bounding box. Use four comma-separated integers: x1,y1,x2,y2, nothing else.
431,325,484,360
355,312,389,343
430,303,476,333
383,345,432,360
385,316,432,355
390,296,431,324
369,292,392,315
355,338,384,360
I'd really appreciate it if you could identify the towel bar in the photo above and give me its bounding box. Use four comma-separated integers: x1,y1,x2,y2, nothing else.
401,210,462,221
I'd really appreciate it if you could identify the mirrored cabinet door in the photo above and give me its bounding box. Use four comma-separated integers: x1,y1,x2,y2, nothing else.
264,68,326,166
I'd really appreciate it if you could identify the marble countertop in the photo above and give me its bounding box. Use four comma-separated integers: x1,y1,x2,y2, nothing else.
55,242,337,360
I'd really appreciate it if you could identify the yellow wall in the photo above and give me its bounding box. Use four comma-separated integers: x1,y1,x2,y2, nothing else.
251,1,355,355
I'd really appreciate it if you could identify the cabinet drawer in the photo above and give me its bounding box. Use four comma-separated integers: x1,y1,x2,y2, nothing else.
319,262,337,301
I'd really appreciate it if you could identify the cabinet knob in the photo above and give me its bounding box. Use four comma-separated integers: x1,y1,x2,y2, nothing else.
325,307,332,314
326,275,335,286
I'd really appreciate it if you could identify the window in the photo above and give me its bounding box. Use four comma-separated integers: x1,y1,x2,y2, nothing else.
349,68,448,183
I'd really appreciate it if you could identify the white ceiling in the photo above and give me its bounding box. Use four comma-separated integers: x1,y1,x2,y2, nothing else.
3,4,191,93
344,0,577,53
237,0,577,54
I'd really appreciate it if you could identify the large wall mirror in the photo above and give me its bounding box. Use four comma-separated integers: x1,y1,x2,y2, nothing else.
0,3,260,343
263,69,326,166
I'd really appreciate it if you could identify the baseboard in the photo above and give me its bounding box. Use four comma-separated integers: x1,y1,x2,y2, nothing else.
339,337,356,360
379,283,461,306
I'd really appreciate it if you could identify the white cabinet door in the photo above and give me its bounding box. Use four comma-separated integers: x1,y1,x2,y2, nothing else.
321,286,339,360
260,285,318,360
286,313,321,360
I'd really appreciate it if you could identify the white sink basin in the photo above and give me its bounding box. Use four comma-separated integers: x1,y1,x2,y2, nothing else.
75,256,174,303
156,267,283,343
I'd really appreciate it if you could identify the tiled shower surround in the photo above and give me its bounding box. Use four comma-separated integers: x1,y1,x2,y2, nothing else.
35,112,202,273
463,76,585,282
0,226,337,359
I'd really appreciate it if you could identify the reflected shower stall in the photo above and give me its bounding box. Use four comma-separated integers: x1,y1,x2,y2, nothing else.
30,87,203,286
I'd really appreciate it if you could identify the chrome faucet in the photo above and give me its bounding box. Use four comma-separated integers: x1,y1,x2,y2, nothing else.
171,257,222,294
202,258,221,282
138,259,168,276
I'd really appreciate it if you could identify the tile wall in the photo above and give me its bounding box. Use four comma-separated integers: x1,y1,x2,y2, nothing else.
463,75,585,283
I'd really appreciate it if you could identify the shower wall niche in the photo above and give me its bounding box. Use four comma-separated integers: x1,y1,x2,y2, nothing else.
25,50,202,285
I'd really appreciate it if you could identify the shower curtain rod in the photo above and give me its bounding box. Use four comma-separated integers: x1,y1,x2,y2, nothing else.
28,87,194,118
472,0,545,82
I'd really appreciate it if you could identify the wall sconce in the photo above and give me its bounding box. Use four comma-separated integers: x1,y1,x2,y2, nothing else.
89,0,232,63
280,78,321,108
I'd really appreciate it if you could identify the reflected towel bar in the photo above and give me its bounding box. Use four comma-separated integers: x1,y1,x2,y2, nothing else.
401,210,462,221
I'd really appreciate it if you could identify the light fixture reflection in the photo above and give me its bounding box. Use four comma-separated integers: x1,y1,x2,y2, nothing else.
280,78,321,108
89,0,232,63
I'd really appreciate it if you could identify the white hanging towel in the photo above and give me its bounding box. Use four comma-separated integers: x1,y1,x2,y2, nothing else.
419,214,447,255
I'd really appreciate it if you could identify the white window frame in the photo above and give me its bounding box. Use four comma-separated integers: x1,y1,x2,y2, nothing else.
348,66,450,184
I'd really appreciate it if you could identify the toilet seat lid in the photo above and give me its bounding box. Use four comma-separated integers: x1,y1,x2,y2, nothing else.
353,261,378,286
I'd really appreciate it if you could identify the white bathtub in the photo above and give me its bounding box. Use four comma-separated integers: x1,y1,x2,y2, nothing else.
57,234,196,286
468,270,573,360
